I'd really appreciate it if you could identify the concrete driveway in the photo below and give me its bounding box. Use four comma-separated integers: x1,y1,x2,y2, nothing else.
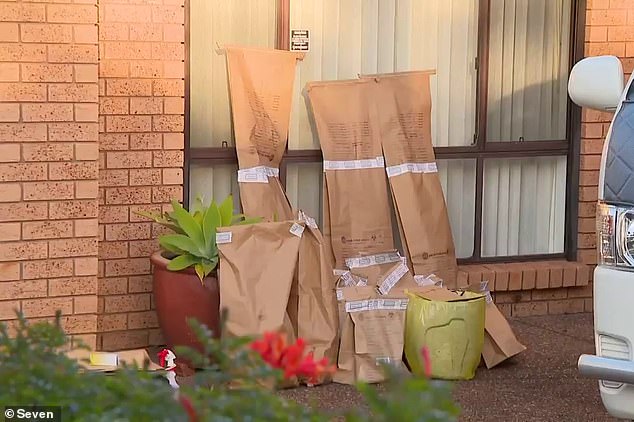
280,314,620,421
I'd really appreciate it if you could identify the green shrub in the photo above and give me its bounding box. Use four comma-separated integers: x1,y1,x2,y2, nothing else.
0,312,459,421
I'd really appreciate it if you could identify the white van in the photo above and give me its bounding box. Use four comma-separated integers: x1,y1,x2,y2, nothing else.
569,55,634,420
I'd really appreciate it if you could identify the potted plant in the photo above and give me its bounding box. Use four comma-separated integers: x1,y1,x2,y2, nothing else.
137,196,259,362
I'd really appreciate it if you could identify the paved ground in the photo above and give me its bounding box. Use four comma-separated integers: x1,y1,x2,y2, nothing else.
279,314,619,421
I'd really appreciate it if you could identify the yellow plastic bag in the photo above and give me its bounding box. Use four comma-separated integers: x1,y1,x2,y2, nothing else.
405,289,486,380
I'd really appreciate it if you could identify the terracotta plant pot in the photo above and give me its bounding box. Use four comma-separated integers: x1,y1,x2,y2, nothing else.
151,252,220,368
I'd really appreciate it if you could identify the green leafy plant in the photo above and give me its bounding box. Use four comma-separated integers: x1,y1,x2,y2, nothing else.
136,195,260,282
1,312,459,421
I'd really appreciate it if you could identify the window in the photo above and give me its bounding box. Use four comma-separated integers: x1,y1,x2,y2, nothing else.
186,0,584,263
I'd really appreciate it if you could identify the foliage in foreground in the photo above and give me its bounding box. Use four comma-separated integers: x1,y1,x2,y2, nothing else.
0,312,460,421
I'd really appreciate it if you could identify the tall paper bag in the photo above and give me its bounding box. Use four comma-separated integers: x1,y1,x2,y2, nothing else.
363,71,458,287
225,46,303,221
306,79,395,268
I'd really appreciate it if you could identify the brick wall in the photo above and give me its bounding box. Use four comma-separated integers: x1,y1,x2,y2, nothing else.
97,0,184,350
0,0,100,347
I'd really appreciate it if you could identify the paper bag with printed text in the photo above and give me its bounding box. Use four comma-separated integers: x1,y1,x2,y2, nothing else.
361,71,458,287
306,79,395,268
225,46,303,221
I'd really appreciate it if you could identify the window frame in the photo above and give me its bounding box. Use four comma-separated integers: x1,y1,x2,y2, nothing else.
183,0,587,264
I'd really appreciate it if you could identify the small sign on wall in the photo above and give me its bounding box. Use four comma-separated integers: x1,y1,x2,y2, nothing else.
290,29,309,52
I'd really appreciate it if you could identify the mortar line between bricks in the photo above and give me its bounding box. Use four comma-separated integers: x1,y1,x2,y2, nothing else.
511,318,595,344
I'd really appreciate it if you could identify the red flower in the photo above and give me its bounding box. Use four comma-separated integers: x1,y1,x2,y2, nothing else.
251,332,336,384
421,346,432,377
179,395,198,422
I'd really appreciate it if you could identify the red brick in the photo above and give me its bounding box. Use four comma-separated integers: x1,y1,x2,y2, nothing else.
99,206,128,224
75,104,99,122
130,97,163,114
22,259,72,280
23,181,74,201
0,262,20,281
163,132,184,149
0,3,46,22
163,60,184,78
23,143,73,162
163,97,184,115
0,143,20,161
48,44,98,63
104,41,152,60
153,150,182,167
74,64,98,83
0,103,18,123
106,115,152,132
152,115,183,132
0,44,46,62
0,163,46,182
59,314,97,334
104,293,150,313
22,103,73,122
153,79,184,96
49,162,98,180
129,204,161,222
49,123,98,141
75,143,99,161
129,23,162,41
163,24,184,42
0,301,21,321
129,239,158,258
128,275,152,293
49,200,98,219
99,133,129,151
0,241,47,262
152,185,182,203
579,186,598,202
148,328,164,346
106,79,152,96
101,330,148,351
48,83,98,102
74,256,98,276
0,83,47,102
75,218,98,237
50,275,97,296
74,24,98,44
21,23,73,43
47,4,96,24
105,187,152,205
151,5,183,23
587,10,628,25
74,295,98,314
98,241,128,260
548,298,585,315
100,23,129,41
151,42,183,60
98,314,128,332
104,4,151,22
130,61,163,78
128,311,158,329
0,222,20,241
23,220,73,240
99,60,129,78
0,63,19,82
23,297,74,318
0,280,47,300
49,238,97,258
106,151,153,169
100,97,129,115
0,23,18,42
131,133,161,150
0,202,47,222
162,168,182,185
100,169,129,187
105,223,151,241
512,302,548,317
129,168,161,186
104,258,150,277
577,265,591,286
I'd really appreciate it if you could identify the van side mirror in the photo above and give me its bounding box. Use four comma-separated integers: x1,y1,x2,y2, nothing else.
568,56,624,112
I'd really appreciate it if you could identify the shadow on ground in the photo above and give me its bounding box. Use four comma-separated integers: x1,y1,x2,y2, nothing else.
279,313,619,421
